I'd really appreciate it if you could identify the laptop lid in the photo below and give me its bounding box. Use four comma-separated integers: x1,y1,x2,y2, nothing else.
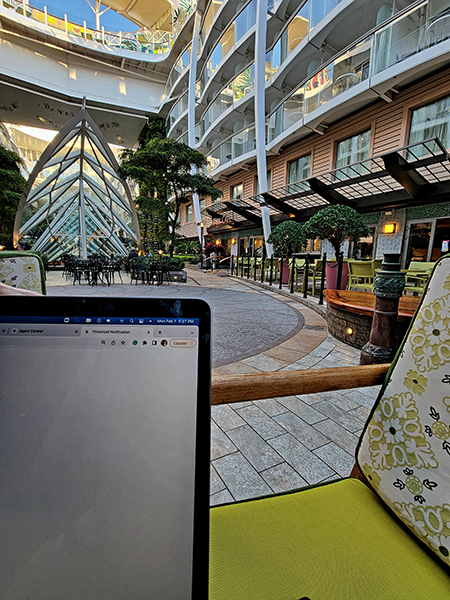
0,296,211,599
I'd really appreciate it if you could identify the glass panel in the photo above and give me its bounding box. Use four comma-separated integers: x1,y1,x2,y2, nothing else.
283,87,304,129
406,222,432,264
335,130,371,177
304,64,334,115
431,217,450,261
409,94,450,150
288,154,311,183
310,0,340,29
232,184,243,200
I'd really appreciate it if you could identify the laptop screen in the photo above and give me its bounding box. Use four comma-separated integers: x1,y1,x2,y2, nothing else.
0,296,211,599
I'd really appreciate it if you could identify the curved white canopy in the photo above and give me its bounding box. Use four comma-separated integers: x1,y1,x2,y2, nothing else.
101,0,174,30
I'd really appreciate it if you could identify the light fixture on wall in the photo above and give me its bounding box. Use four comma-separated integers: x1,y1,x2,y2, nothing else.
231,238,236,244
384,223,397,234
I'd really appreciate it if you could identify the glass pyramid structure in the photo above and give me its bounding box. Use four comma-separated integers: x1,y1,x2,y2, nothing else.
14,104,141,261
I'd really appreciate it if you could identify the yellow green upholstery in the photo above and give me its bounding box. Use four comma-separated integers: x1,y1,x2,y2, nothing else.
358,254,450,567
210,478,450,599
210,256,450,598
0,251,46,294
403,261,434,295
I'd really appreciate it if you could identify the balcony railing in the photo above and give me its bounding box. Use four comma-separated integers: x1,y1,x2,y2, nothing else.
206,125,256,173
198,0,256,99
1,0,173,55
167,91,189,132
266,0,450,145
165,44,192,96
200,64,255,138
265,0,343,81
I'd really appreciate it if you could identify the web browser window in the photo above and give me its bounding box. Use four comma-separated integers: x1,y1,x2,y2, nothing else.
0,297,211,599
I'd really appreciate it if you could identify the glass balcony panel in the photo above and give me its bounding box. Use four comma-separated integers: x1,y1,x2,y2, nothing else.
235,0,256,41
331,37,371,98
304,64,334,115
221,23,236,59
372,3,436,75
282,87,304,129
234,65,255,101
266,41,281,79
310,0,341,29
286,6,309,54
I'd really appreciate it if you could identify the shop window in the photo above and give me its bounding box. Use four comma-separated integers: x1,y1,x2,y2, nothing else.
231,183,243,200
288,154,311,183
409,94,450,151
335,130,371,177
354,226,377,259
405,218,450,265
187,204,193,222
250,237,263,256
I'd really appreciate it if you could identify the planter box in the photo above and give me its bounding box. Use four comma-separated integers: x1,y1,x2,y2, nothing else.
168,270,187,283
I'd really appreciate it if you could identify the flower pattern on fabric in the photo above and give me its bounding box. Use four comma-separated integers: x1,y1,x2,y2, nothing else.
358,258,450,567
403,370,428,395
0,256,43,293
410,295,450,372
394,502,450,565
366,392,437,470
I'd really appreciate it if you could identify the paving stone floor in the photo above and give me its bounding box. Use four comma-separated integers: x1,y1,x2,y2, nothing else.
45,266,381,506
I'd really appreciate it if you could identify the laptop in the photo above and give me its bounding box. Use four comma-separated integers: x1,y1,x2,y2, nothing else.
0,296,211,599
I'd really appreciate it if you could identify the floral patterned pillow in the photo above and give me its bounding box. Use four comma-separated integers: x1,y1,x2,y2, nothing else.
358,256,450,566
0,254,45,294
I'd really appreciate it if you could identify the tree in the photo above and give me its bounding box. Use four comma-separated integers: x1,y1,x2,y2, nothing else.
0,145,26,249
119,138,221,256
302,204,370,259
267,220,307,259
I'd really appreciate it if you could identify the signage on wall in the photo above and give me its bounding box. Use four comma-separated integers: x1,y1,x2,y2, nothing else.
442,240,449,252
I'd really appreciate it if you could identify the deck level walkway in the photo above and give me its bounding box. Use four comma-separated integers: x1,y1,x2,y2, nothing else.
45,266,381,505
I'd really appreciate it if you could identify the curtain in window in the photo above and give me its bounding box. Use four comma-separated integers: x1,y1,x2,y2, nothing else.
409,94,450,151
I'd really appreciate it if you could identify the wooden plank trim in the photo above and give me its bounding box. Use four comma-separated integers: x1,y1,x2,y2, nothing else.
211,364,390,404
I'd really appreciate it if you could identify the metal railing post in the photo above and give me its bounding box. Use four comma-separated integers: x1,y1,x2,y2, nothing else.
279,258,283,290
318,252,326,305
303,254,310,298
337,251,344,290
247,255,250,279
260,246,266,283
269,256,273,286
253,255,257,281
290,256,295,293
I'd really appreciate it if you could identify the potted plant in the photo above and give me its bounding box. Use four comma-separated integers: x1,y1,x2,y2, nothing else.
267,220,307,283
303,205,370,289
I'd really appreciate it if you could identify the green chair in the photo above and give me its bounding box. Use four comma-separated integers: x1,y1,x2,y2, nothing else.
404,261,434,295
210,255,450,599
347,259,376,291
0,251,46,294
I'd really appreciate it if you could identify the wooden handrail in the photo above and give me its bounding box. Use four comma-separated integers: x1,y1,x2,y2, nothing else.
211,363,390,405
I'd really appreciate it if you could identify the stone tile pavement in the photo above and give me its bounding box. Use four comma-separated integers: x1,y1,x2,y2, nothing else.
44,266,381,506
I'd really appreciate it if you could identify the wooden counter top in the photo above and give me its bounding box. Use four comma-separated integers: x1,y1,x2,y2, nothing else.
324,290,420,321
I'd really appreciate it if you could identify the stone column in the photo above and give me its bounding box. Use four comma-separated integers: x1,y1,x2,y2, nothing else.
360,253,405,365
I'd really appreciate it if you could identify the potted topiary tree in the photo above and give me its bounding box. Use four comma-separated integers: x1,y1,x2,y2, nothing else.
303,204,370,289
267,220,307,283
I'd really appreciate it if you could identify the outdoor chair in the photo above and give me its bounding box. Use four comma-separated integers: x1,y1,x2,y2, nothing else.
404,261,434,295
0,251,46,294
210,254,450,599
347,259,376,291
295,258,323,295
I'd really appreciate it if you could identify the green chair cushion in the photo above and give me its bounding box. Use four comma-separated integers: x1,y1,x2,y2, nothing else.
210,478,450,600
358,255,450,566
